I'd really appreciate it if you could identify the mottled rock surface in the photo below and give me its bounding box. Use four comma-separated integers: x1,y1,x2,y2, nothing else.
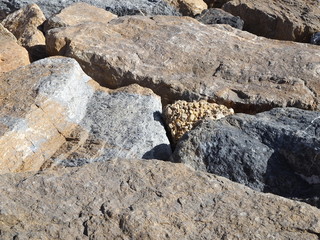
164,100,233,142
196,8,244,29
223,0,320,42
0,0,180,20
164,0,207,16
1,159,320,239
45,2,117,31
171,108,320,202
0,57,170,173
0,24,30,73
47,15,320,112
2,4,46,61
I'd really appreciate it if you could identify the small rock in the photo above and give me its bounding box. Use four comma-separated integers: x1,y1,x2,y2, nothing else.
311,32,320,45
164,0,207,16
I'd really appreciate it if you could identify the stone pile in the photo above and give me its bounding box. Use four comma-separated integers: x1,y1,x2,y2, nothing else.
1,1,320,239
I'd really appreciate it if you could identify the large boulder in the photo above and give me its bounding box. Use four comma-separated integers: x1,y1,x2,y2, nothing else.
0,23,30,74
47,15,320,112
0,57,171,173
164,0,207,16
1,159,320,239
171,108,320,203
2,4,46,61
222,0,320,42
0,0,180,20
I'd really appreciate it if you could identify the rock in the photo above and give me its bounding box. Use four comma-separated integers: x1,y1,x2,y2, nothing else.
164,0,207,16
47,15,320,112
1,4,46,61
222,0,320,42
311,32,320,45
45,2,117,32
164,100,234,142
0,23,30,74
203,0,230,8
1,158,320,239
196,8,244,30
0,0,180,20
0,57,171,173
171,107,320,203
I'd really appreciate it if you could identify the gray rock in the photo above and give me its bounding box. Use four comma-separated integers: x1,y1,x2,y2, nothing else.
0,0,180,20
1,158,320,239
311,32,320,45
171,108,320,202
196,8,244,30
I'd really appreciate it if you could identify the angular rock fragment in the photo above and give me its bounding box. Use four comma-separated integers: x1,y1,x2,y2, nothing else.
0,24,30,73
164,100,233,142
164,0,207,16
45,2,117,31
223,0,320,42
171,107,320,204
0,57,171,173
196,8,244,29
311,32,320,45
47,15,320,112
1,159,320,239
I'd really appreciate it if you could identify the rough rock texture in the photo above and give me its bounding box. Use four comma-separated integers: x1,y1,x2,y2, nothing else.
1,158,320,239
0,23,30,74
45,2,117,31
171,108,320,202
311,32,320,45
1,4,46,61
222,0,320,42
164,0,207,16
164,100,234,142
196,8,244,30
203,0,230,8
0,57,170,173
47,15,320,112
0,0,180,20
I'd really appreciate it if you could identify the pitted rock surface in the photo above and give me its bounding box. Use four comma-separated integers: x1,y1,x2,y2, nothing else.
164,100,234,142
46,15,320,112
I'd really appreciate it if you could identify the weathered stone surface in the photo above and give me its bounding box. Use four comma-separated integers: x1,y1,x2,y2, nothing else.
0,57,170,173
164,0,207,16
164,100,233,142
45,2,117,31
203,0,230,8
47,15,320,112
1,158,320,239
0,0,180,20
171,108,320,203
222,0,320,42
311,32,320,45
1,4,46,61
0,24,30,74
196,8,244,29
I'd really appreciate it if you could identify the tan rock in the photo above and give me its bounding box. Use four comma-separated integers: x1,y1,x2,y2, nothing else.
46,16,320,112
164,100,234,142
164,0,207,16
0,159,320,239
223,0,320,42
0,24,30,74
45,2,118,31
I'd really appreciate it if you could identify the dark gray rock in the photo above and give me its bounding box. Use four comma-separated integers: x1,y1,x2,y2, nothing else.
0,0,180,20
311,32,320,45
196,8,243,30
171,108,320,202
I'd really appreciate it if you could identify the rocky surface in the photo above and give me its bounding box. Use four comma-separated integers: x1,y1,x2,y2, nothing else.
311,32,320,45
1,158,320,240
0,23,30,73
47,15,320,112
0,57,170,173
164,0,207,16
2,4,46,61
171,108,320,202
203,0,230,8
0,0,180,20
45,2,117,31
222,0,320,42
164,100,234,142
196,8,244,29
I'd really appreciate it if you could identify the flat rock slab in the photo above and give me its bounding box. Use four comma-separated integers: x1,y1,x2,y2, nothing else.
171,108,320,202
1,159,320,239
0,57,170,173
0,0,180,20
0,24,30,74
47,15,320,112
223,0,320,42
